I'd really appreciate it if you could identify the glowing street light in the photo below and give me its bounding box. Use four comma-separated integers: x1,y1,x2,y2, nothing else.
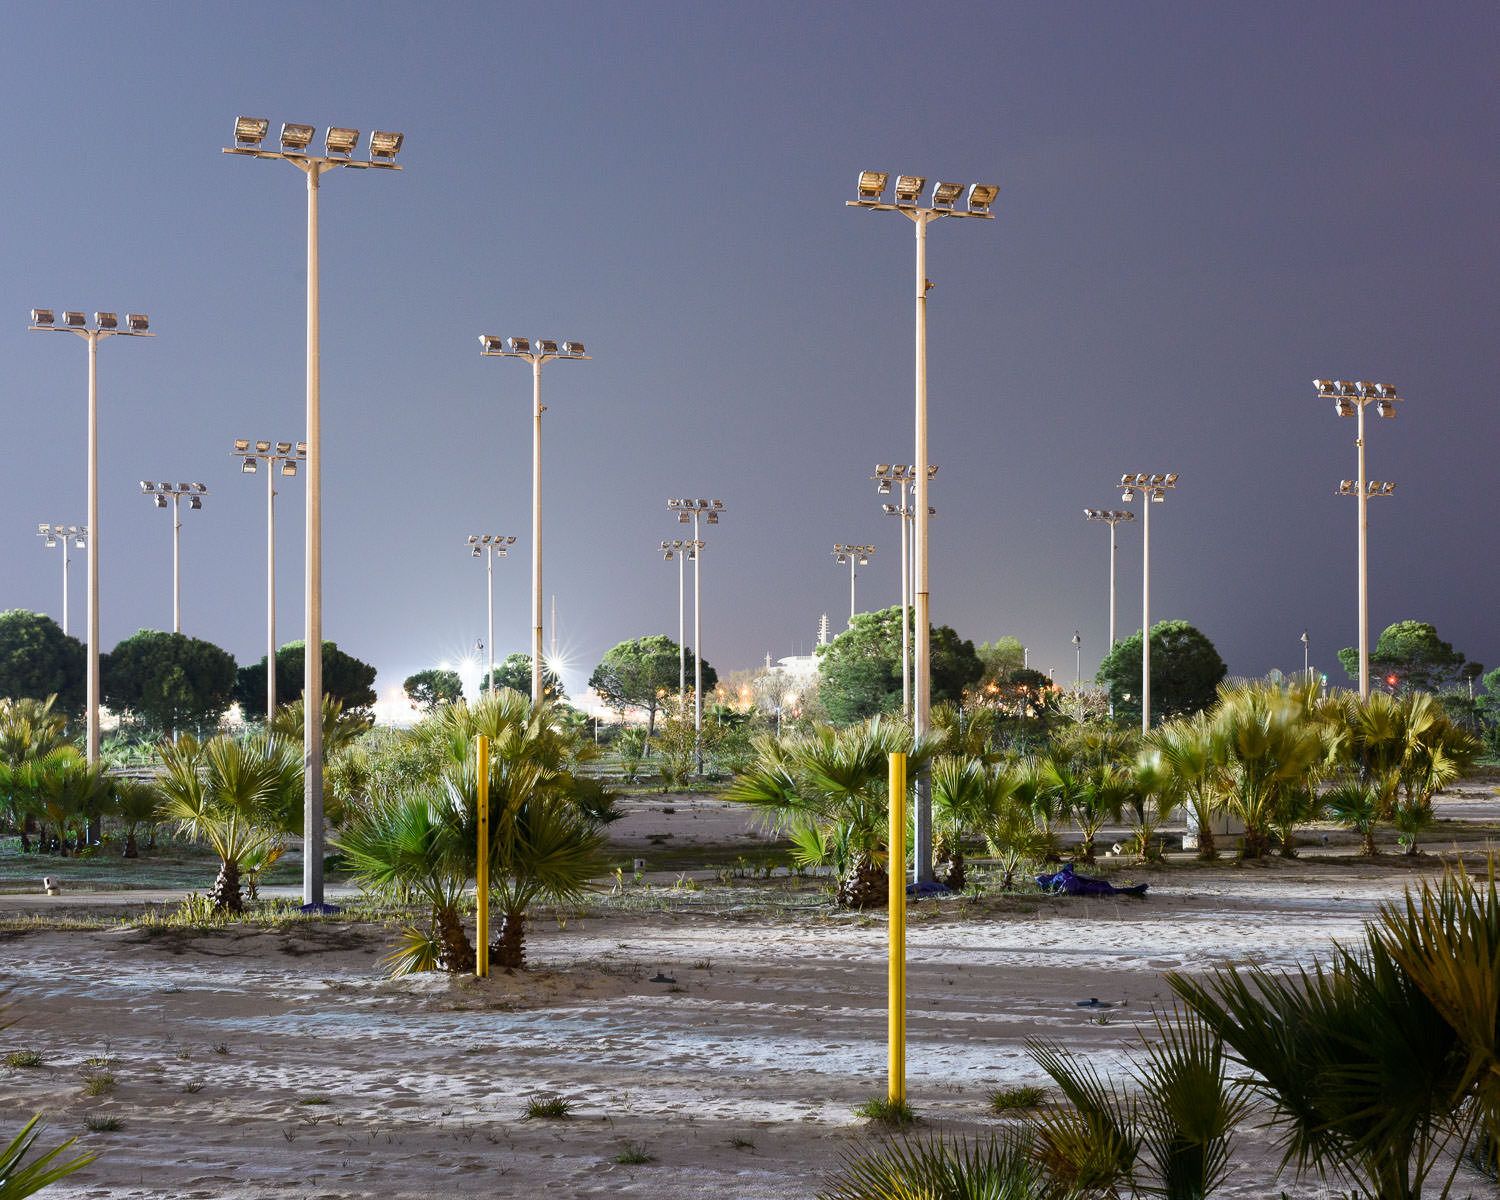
36,524,87,636
28,309,154,770
468,535,516,694
1117,473,1178,733
849,173,996,885
478,336,589,706
224,118,404,910
1315,379,1403,700
234,439,306,716
832,545,875,624
139,481,209,634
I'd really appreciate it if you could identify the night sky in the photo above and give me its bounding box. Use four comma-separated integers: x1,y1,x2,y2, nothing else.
3,2,1496,714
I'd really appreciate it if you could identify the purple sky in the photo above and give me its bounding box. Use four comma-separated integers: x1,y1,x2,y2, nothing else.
3,2,1496,711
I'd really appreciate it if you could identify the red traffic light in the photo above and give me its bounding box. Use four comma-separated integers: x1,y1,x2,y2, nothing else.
1385,675,1399,689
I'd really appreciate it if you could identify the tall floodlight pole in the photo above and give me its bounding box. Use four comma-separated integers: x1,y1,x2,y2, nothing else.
832,545,875,624
478,337,589,705
467,535,516,693
36,524,87,636
1301,629,1310,678
28,310,153,770
848,173,996,885
224,117,404,910
1082,509,1137,651
660,539,695,703
233,439,306,716
1118,474,1177,733
139,481,209,633
1314,380,1403,701
667,499,723,762
1072,631,1082,687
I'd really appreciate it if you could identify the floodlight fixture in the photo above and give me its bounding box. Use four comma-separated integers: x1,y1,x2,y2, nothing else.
893,174,926,204
368,130,403,159
94,312,117,329
479,335,505,353
153,493,167,508
967,183,999,212
241,457,257,474
280,123,315,150
324,127,359,156
275,441,292,454
235,116,270,147
562,341,586,356
536,339,558,355
64,312,85,327
31,308,54,326
233,439,250,452
857,171,888,200
931,181,963,208
875,463,892,474
280,460,297,476
508,336,530,353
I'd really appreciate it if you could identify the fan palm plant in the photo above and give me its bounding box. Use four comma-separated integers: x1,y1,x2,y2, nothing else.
1211,682,1327,859
1149,713,1225,860
1324,780,1383,856
157,733,300,912
1170,924,1471,1200
817,1132,1048,1200
725,717,935,908
930,754,1023,890
1130,748,1181,861
110,776,162,858
30,756,110,854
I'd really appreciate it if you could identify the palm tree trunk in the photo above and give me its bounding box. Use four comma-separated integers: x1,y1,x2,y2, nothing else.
937,849,966,892
491,912,527,970
208,858,244,914
436,906,475,973
836,850,888,910
122,829,139,859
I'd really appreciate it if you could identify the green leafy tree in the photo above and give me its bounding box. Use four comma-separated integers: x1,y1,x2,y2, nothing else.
480,652,565,700
976,636,1027,686
589,635,714,737
403,668,464,712
234,640,378,720
1339,620,1476,695
1097,620,1226,728
101,630,238,739
0,611,85,716
815,607,983,726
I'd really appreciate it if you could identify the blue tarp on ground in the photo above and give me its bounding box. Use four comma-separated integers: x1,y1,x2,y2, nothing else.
1036,862,1148,897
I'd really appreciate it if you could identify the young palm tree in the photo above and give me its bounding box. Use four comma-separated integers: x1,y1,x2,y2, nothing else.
1211,682,1326,859
157,734,299,912
1130,748,1181,861
931,754,1023,890
818,1132,1048,1200
1323,780,1383,856
110,776,163,858
726,717,935,908
30,757,110,854
1149,713,1224,860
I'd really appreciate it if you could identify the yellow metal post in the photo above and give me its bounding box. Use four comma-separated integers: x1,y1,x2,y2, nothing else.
475,735,490,979
888,751,907,1104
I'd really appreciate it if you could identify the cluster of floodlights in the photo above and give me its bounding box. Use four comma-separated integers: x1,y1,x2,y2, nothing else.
660,538,700,562
1338,480,1397,498
468,534,516,558
140,481,207,509
38,523,86,547
832,545,874,564
1120,473,1178,502
228,118,403,165
873,463,938,491
1083,509,1137,523
477,337,587,357
234,439,307,475
30,310,149,332
850,173,999,214
1313,379,1401,418
668,498,723,525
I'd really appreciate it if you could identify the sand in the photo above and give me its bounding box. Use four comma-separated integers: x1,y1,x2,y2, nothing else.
3,786,1499,1199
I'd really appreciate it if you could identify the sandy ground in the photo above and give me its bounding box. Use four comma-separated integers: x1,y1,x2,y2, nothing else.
3,784,1499,1199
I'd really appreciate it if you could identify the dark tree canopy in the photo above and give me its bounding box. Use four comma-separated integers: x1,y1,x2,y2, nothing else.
102,629,238,738
1338,620,1477,694
0,610,85,715
1096,619,1226,727
403,668,464,712
588,635,715,735
235,640,378,719
815,606,984,725
481,652,564,700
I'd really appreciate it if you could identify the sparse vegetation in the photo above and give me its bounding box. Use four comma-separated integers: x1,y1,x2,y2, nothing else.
521,1092,573,1120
